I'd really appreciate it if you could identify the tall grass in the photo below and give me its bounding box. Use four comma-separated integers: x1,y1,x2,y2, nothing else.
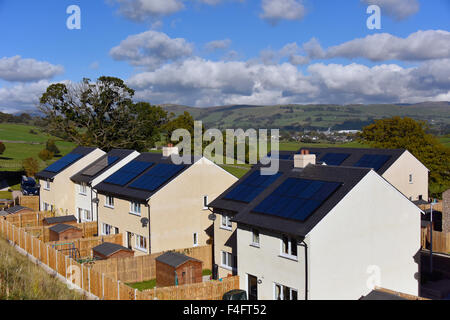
0,238,85,300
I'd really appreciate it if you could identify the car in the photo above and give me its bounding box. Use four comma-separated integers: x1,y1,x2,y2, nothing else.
21,176,40,196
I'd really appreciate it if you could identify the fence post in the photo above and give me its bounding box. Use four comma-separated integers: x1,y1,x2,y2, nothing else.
134,288,137,300
117,280,120,300
65,256,68,279
55,250,58,273
81,264,84,290
88,267,91,293
102,274,104,300
46,245,49,266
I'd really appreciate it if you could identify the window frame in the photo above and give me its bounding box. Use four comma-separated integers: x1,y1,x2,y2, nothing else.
105,195,115,208
221,250,233,270
43,180,50,191
193,232,199,247
280,235,298,260
129,201,141,216
79,183,87,195
251,228,260,247
135,234,147,252
220,214,232,231
409,174,413,184
274,283,298,300
102,223,111,235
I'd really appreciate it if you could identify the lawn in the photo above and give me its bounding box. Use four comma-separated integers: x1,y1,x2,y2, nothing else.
439,135,450,148
126,279,156,291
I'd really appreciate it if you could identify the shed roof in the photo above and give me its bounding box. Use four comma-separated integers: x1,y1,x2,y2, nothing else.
49,223,79,234
5,205,31,214
360,290,408,300
92,242,133,257
43,215,77,224
156,251,201,268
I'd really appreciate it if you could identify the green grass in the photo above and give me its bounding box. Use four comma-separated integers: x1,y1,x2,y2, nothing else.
220,165,250,178
126,279,156,291
202,269,212,276
0,123,57,143
0,191,12,200
0,237,85,300
439,136,450,148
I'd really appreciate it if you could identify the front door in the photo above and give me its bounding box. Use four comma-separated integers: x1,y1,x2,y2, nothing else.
248,274,258,300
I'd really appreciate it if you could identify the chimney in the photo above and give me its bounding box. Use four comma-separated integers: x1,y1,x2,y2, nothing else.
294,149,316,168
162,143,179,157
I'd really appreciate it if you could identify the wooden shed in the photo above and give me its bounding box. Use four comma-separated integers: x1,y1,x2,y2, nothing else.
92,242,134,260
43,215,78,227
155,251,203,287
48,223,82,242
5,205,33,215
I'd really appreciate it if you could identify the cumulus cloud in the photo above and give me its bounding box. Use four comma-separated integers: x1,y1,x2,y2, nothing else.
205,39,232,52
260,0,307,25
326,30,450,62
109,0,185,21
362,0,419,20
0,56,64,82
110,30,194,70
0,80,54,112
126,57,450,106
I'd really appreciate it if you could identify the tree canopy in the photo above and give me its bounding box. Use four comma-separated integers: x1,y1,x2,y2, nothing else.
39,76,175,152
358,116,450,198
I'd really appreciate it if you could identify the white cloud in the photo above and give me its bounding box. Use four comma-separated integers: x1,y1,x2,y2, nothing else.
205,39,232,51
0,56,64,82
326,30,450,62
109,0,185,21
260,0,306,25
109,30,194,70
0,80,54,112
362,0,419,20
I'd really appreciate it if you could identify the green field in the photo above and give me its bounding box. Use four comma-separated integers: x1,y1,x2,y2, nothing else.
439,136,450,148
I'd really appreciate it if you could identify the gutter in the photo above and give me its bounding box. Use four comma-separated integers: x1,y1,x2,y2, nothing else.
146,203,151,254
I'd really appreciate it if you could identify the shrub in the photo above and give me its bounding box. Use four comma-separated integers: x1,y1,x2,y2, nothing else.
45,139,60,155
29,129,38,135
0,142,5,155
22,158,40,177
38,149,54,161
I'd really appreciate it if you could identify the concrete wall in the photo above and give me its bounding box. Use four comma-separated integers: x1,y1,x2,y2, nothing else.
307,170,421,299
382,150,428,201
40,148,105,216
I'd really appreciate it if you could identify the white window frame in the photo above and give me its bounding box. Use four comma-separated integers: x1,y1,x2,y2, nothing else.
129,201,141,216
105,195,114,208
79,183,87,195
43,180,50,191
221,251,233,270
102,223,111,235
193,232,199,247
203,195,209,210
135,234,147,252
409,174,413,184
43,202,50,211
220,214,232,231
251,228,260,247
280,235,298,260
84,209,92,221
274,283,298,300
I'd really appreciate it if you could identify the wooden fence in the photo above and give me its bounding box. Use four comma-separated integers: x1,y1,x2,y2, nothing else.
0,218,238,300
421,227,450,254
47,233,123,258
24,221,98,243
18,196,40,211
90,244,212,283
5,211,55,228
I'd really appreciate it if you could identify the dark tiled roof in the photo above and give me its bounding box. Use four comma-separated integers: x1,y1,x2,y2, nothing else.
43,215,77,224
156,251,201,268
70,149,136,184
36,146,98,180
360,290,408,300
92,242,132,257
94,153,199,202
49,223,79,233
210,161,371,237
5,205,31,214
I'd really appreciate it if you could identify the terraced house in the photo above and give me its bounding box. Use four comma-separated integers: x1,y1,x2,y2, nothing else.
36,146,105,215
94,147,237,256
210,151,423,300
70,149,140,223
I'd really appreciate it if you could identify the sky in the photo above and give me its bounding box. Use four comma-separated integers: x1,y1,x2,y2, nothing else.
0,0,449,113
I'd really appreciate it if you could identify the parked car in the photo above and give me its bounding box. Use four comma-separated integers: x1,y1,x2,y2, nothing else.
21,176,40,196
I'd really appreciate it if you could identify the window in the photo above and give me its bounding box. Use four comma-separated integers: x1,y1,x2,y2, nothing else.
105,196,114,208
84,209,91,221
193,232,198,247
221,251,233,270
281,235,297,259
44,180,50,190
114,227,119,234
79,183,87,195
274,284,298,300
102,223,111,235
130,201,141,216
221,215,232,230
203,195,209,210
43,202,50,211
135,235,147,252
251,229,260,247
409,174,413,184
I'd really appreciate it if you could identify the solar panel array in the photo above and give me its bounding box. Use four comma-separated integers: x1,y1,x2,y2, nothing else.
224,170,282,203
129,163,185,191
253,178,341,221
266,152,294,160
82,156,119,177
319,153,350,166
103,161,153,186
354,154,391,171
44,153,83,173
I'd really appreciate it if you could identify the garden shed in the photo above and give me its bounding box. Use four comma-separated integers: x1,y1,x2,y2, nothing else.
48,223,82,241
92,242,134,260
155,251,202,287
43,215,78,226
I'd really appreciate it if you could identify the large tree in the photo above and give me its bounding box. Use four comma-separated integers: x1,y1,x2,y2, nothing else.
358,116,450,198
39,76,169,152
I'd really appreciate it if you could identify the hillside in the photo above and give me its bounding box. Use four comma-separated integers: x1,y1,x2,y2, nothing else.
161,102,450,132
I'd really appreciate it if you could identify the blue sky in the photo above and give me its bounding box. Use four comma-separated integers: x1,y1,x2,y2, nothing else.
0,0,449,112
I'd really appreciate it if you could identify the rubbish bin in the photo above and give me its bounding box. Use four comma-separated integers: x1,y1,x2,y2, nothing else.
222,289,247,300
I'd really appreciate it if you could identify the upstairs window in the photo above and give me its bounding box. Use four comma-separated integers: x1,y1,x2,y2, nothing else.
221,215,232,230
79,183,87,195
44,180,50,190
105,196,114,208
281,235,297,259
251,229,260,247
130,201,141,216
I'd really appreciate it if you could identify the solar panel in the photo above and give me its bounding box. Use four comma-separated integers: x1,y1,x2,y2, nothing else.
253,178,341,221
319,153,350,166
266,152,294,160
223,170,282,203
129,163,185,191
354,154,391,171
82,156,120,177
44,153,83,173
103,161,153,186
